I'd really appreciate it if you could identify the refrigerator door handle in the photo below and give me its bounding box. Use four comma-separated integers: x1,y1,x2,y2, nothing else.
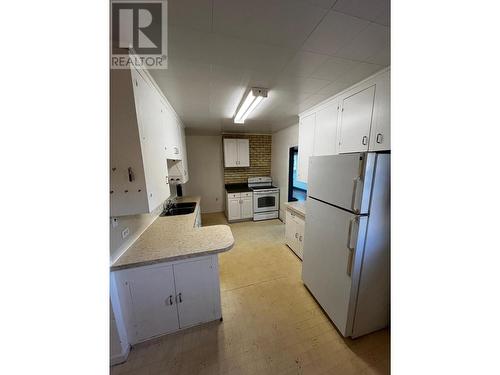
351,178,359,213
346,217,358,277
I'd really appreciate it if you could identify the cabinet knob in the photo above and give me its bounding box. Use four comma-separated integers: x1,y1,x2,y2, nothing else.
376,133,383,144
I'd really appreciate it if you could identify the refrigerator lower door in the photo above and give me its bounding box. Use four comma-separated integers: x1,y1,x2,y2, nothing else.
308,153,376,214
302,197,367,337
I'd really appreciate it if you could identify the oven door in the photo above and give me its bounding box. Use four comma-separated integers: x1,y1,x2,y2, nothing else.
253,191,279,213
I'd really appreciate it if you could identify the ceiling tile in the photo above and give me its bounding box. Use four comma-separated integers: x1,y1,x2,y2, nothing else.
302,11,370,56
333,0,390,26
337,62,385,85
317,80,353,96
168,0,212,32
213,0,328,48
298,0,338,9
334,22,389,62
366,45,390,66
209,33,295,75
299,93,331,112
168,26,213,65
281,51,330,77
309,56,358,80
274,75,331,94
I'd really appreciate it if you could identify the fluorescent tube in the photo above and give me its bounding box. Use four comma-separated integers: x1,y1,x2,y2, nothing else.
234,88,268,124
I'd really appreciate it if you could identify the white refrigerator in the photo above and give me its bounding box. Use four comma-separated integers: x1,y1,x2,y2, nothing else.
302,153,390,338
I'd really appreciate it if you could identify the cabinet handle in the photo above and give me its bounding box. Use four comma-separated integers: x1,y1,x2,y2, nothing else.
299,235,303,242
362,136,368,145
178,293,182,303
165,295,173,306
295,233,298,239
128,167,134,182
376,133,383,144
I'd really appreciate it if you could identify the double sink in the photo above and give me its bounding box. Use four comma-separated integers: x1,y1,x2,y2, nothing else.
160,202,197,217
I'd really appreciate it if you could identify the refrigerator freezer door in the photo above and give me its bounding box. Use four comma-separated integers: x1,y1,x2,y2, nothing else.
307,154,375,214
302,197,367,337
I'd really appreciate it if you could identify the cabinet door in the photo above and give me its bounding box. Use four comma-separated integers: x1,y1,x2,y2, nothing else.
285,210,296,246
227,198,241,221
297,113,316,182
240,197,253,219
180,124,189,181
173,258,218,328
338,85,376,154
369,70,390,151
131,68,169,211
162,107,179,159
223,139,238,167
237,139,250,167
294,216,305,260
314,99,339,156
125,265,179,342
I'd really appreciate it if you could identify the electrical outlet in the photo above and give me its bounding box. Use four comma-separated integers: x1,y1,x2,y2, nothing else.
121,227,129,239
111,217,119,228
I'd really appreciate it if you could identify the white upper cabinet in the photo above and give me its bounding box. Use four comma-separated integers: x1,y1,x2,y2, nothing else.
298,68,390,166
297,113,316,182
313,98,340,156
131,68,170,212
337,84,376,154
223,139,238,167
110,62,186,217
223,138,250,168
180,123,189,181
236,139,250,167
369,70,390,151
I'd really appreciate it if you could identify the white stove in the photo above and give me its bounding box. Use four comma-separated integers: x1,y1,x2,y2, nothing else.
248,177,280,221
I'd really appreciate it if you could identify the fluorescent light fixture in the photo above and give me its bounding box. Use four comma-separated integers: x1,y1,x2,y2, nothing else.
234,87,268,124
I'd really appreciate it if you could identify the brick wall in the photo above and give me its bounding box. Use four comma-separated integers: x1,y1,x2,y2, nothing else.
223,134,272,184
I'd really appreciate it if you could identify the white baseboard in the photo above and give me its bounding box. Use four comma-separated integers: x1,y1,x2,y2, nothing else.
110,344,130,366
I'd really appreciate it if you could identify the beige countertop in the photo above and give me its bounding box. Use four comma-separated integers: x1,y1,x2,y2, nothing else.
111,196,234,271
285,201,306,217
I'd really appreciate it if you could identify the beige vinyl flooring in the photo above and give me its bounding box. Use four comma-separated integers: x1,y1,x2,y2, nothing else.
111,213,389,375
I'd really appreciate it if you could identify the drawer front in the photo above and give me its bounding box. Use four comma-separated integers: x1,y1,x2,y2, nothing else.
241,192,253,198
228,193,241,199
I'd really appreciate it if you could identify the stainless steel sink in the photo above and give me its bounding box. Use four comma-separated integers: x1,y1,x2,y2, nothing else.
160,202,196,217
170,202,196,209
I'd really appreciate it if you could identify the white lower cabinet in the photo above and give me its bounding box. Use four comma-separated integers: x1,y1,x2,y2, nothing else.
226,192,253,221
174,257,218,328
125,264,179,342
285,209,305,260
113,255,221,345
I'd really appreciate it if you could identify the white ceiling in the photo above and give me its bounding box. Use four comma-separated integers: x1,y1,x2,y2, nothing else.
149,0,390,133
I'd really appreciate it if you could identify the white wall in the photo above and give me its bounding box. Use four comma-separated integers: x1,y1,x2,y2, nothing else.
183,135,225,213
110,184,175,262
271,123,299,221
